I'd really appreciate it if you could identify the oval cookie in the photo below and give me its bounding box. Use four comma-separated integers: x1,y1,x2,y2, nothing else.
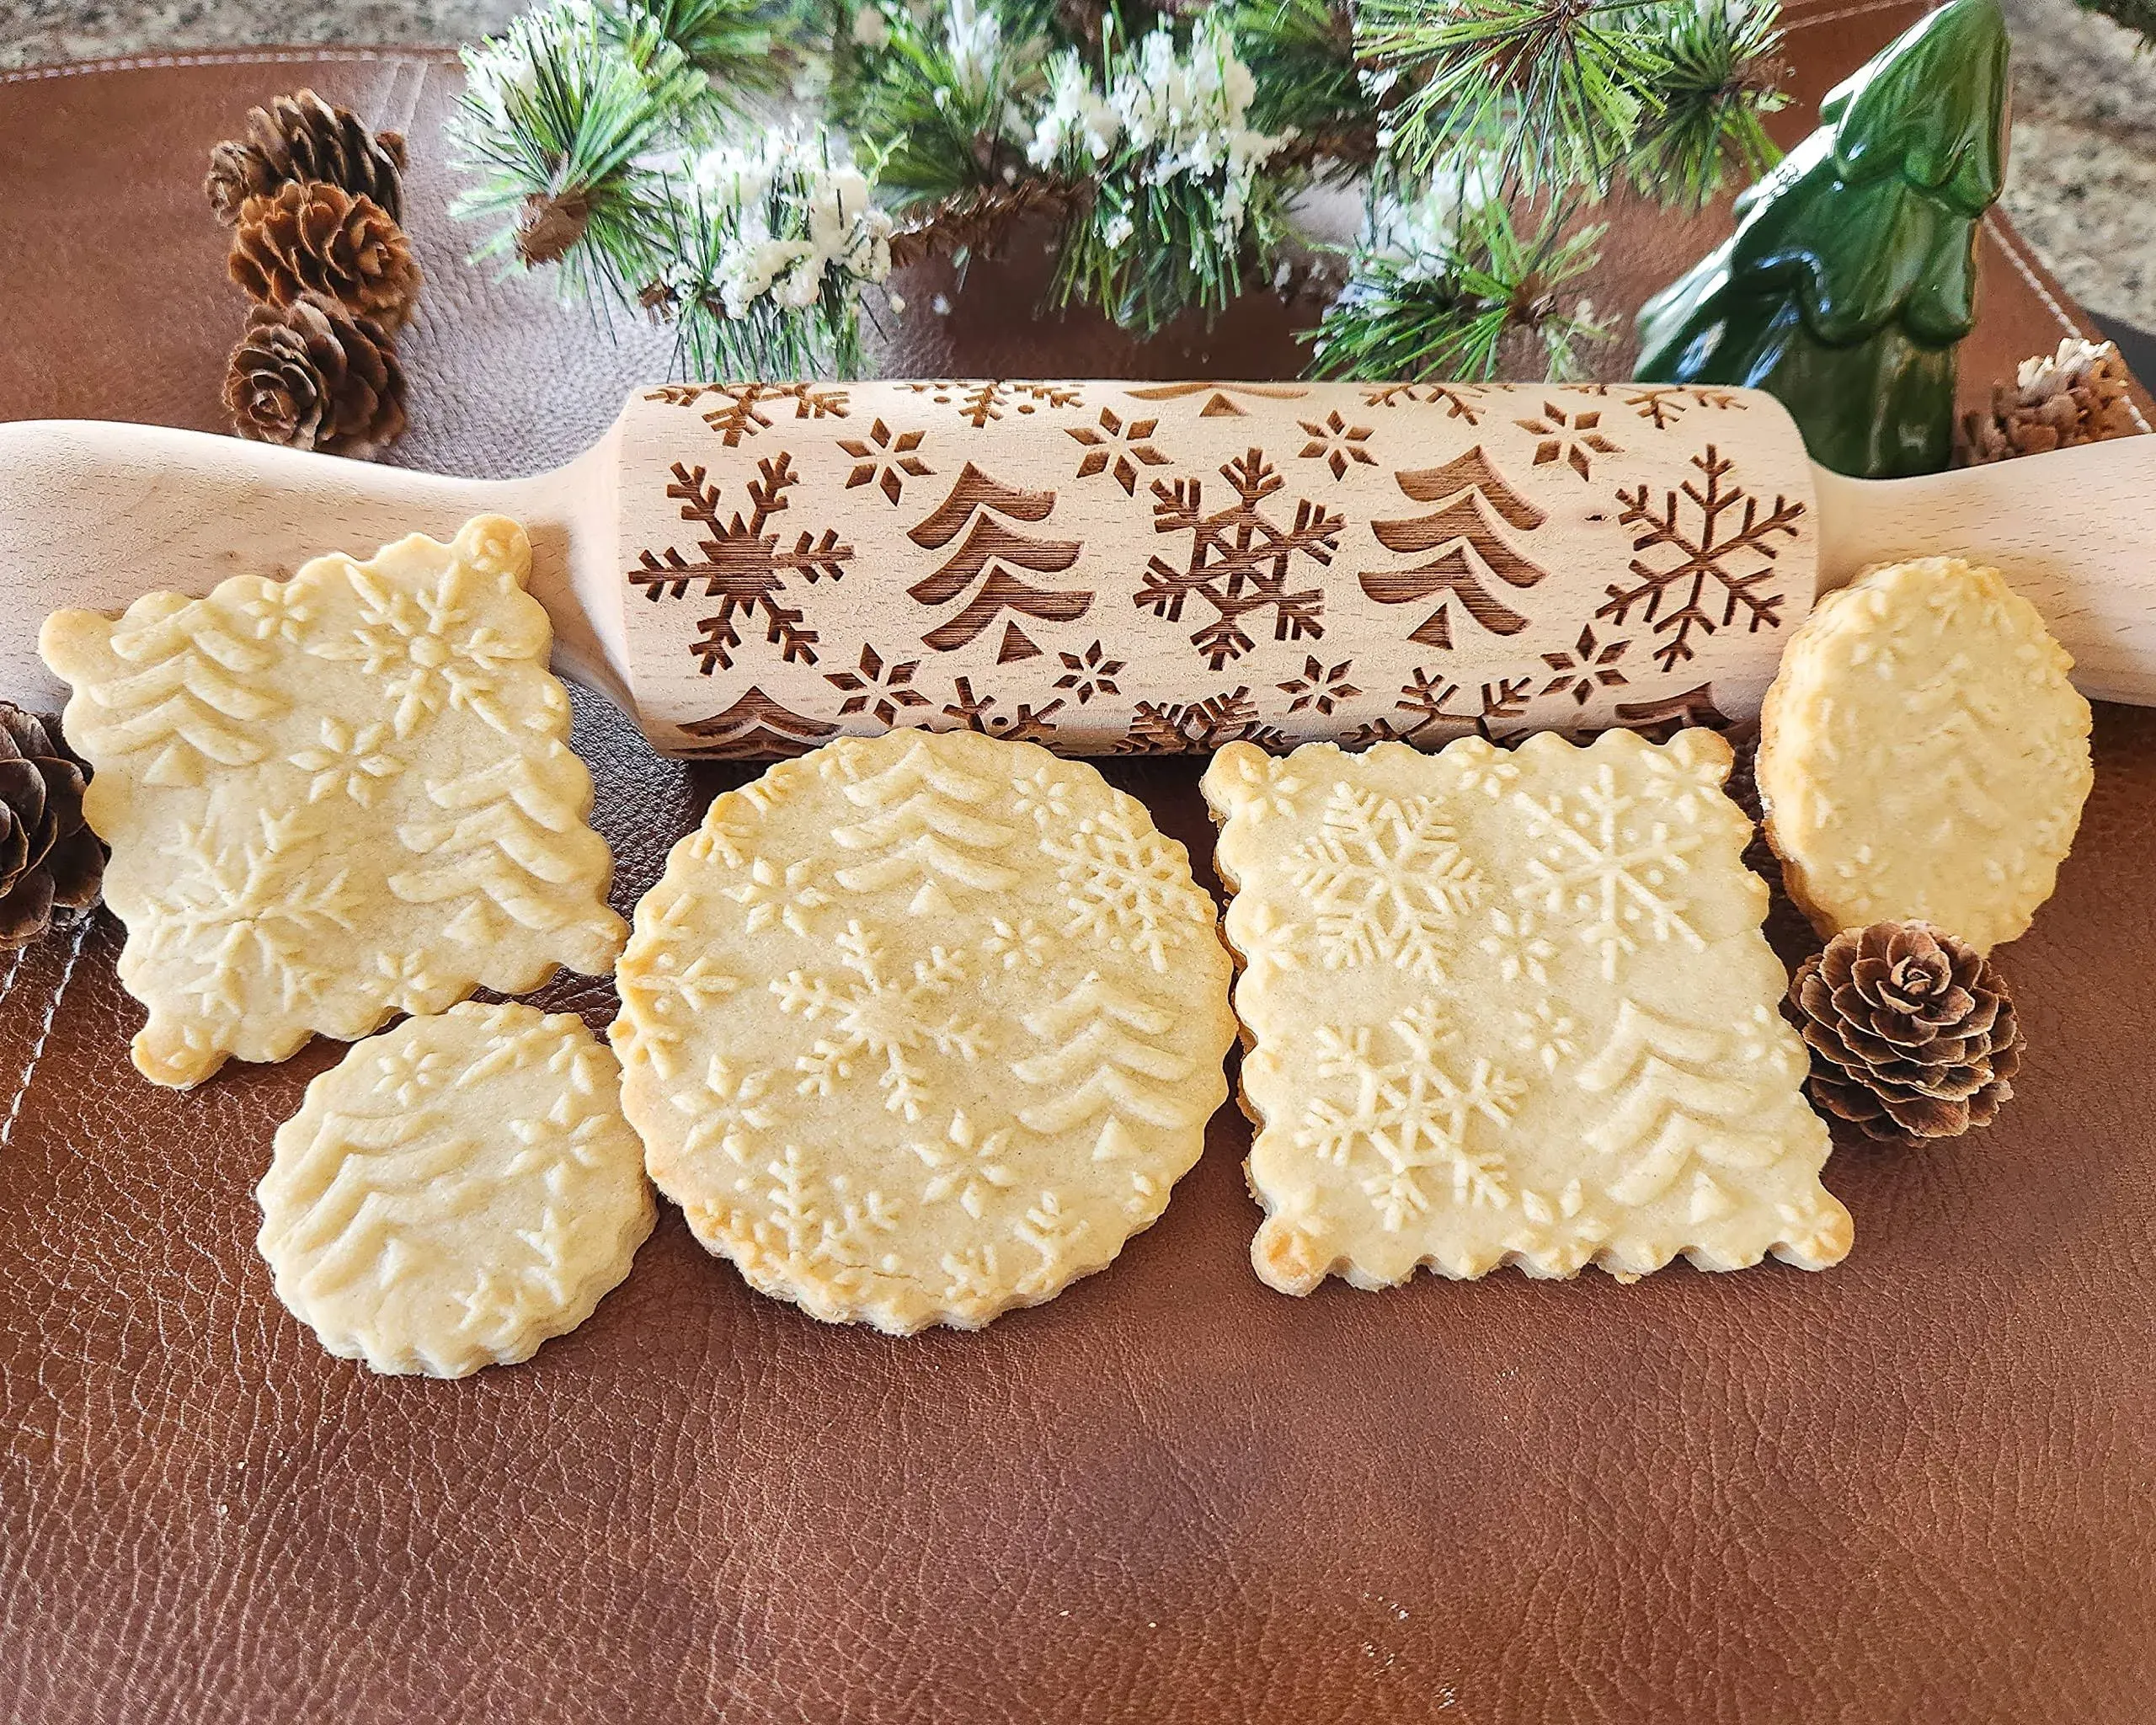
257,1002,654,1377
1755,557,2093,953
611,730,1235,1334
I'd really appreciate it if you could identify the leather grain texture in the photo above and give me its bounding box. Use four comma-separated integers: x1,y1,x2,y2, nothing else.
2,14,2153,1722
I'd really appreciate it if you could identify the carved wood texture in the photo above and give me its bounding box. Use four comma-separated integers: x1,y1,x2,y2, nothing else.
616,381,1819,757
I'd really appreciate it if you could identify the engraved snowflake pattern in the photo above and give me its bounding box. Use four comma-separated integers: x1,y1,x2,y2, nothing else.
309,563,522,737
1512,762,1707,980
145,811,357,1017
289,717,404,806
669,1054,779,1163
981,916,1052,969
771,921,988,1120
911,1108,1019,1219
1039,804,1205,972
1285,785,1483,981
723,856,830,936
1479,905,1556,985
1294,1002,1524,1226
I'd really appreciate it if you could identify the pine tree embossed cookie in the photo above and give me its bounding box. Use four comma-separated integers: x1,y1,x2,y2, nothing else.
40,516,625,1087
257,1002,654,1377
611,730,1235,1334
1754,557,2093,953
1203,729,1849,1291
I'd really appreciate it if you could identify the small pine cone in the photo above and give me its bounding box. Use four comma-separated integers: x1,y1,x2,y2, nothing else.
205,88,407,226
230,181,422,330
0,702,104,952
224,294,407,457
1787,922,2023,1140
1959,338,2139,464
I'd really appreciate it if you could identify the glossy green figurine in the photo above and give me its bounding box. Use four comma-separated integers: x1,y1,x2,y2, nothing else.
1635,0,2009,478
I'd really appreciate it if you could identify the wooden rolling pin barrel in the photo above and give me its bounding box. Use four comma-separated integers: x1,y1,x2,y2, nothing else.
2,379,2151,754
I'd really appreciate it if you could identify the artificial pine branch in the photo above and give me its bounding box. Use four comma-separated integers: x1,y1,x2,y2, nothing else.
1357,0,1666,195
1226,0,1380,178
886,176,1091,268
1308,194,1609,381
835,0,1052,205
446,5,707,291
1625,0,1787,208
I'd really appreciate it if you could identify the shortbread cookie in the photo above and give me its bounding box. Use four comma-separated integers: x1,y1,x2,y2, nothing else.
257,1002,654,1377
1755,557,2092,953
611,729,1235,1334
1203,729,1849,1291
40,516,626,1087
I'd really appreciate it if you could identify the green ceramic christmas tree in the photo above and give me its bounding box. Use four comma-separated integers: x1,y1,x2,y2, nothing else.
1635,0,2009,478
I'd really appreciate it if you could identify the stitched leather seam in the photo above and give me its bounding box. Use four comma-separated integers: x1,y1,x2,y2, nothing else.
0,948,24,1018
0,46,455,85
0,918,91,1152
1780,0,1924,29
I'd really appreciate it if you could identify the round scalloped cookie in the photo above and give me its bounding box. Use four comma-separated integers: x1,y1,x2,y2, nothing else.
1755,557,2092,953
609,729,1235,1335
256,1002,653,1377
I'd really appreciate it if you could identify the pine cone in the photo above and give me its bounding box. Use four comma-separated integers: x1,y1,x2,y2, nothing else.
1959,338,2139,464
230,181,422,331
0,702,104,952
224,294,407,457
205,88,407,226
1787,922,2023,1140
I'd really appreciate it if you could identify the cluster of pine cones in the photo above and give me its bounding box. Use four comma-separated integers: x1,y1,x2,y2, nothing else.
207,91,419,458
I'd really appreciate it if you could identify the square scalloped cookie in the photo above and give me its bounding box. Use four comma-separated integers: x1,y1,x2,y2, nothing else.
40,516,625,1087
1203,729,1850,1290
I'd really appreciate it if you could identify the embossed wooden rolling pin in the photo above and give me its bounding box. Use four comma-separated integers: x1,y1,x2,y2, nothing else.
3,380,2151,755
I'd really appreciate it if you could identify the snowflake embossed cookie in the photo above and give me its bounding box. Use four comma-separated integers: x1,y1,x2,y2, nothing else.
1203,729,1849,1291
40,516,625,1086
258,1003,654,1378
611,730,1235,1333
1755,557,2094,953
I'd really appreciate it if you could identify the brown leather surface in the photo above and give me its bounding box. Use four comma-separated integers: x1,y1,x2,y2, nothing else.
3,17,2153,1723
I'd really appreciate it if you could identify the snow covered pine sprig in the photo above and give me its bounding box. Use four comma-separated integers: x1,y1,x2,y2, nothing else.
444,0,1794,381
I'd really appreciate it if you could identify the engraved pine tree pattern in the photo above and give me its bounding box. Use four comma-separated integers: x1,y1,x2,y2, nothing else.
1038,801,1208,971
770,920,990,1122
388,748,622,969
1359,447,1550,649
905,463,1091,654
1294,1003,1525,1228
145,809,357,1017
829,736,1024,912
1285,784,1483,981
1138,450,1343,670
77,594,283,785
1010,973,1205,1162
1600,446,1802,671
1573,1001,1801,1211
1511,761,1710,980
631,457,854,673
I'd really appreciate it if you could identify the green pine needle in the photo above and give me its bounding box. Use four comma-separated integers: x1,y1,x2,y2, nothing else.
446,4,709,300
1226,0,1378,174
1624,0,1787,207
1308,197,1609,381
834,0,1049,206
1357,0,1665,195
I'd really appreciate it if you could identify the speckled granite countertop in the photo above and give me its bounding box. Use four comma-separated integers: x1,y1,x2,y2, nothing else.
4,0,2153,330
